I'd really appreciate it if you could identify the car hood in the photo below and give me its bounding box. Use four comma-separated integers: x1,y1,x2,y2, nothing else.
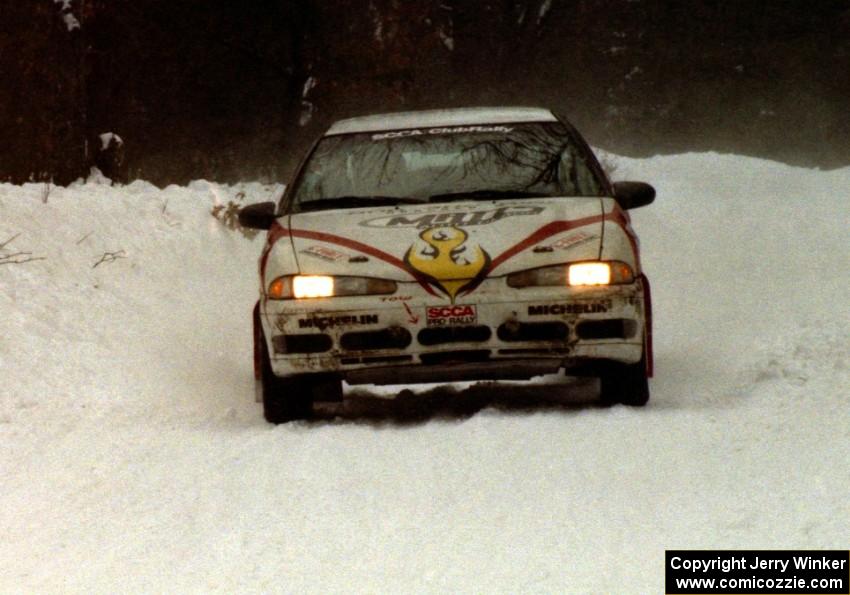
285,197,605,281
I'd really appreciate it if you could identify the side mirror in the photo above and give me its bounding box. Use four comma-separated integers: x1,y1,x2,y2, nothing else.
238,201,277,230
613,181,655,210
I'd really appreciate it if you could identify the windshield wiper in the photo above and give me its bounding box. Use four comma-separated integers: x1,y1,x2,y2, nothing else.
296,195,426,212
428,189,550,203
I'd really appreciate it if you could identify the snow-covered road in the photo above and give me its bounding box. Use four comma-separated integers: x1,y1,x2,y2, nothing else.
1,154,848,593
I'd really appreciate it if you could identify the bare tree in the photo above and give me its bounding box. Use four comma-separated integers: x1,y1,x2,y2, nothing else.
0,234,45,266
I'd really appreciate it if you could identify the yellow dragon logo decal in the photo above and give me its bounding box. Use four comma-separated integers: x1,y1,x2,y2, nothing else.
404,226,490,302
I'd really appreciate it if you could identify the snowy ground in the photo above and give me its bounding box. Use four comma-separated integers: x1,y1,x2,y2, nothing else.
1,154,848,593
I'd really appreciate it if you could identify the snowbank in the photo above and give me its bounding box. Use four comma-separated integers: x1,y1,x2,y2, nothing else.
0,154,847,592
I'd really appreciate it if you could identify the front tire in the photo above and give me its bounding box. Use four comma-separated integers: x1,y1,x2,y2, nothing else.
599,355,650,406
259,337,314,423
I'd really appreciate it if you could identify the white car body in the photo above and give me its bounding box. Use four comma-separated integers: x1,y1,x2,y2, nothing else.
247,107,654,420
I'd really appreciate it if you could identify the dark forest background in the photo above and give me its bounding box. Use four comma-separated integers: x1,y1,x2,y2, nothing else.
3,0,849,185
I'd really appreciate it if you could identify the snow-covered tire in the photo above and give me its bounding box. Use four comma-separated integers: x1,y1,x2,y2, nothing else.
310,376,343,402
599,355,650,407
259,337,313,424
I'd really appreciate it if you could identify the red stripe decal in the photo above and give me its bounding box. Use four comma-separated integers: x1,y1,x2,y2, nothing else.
489,214,607,272
262,209,640,295
291,228,407,268
488,208,640,273
606,206,641,271
272,226,438,296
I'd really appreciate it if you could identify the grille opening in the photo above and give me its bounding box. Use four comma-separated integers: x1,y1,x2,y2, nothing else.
272,334,332,354
340,327,411,351
419,350,491,365
340,355,414,365
361,355,413,364
497,321,569,342
575,319,637,340
497,347,572,355
418,325,492,346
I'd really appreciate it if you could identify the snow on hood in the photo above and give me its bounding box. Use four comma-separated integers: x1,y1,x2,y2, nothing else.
284,197,605,281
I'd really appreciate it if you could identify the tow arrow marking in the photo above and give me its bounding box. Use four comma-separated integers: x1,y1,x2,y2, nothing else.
402,302,419,324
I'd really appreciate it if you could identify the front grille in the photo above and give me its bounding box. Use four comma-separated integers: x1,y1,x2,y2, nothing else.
340,327,412,351
497,321,569,342
272,333,332,354
575,319,637,340
340,355,414,365
497,347,572,355
419,350,491,365
417,325,492,346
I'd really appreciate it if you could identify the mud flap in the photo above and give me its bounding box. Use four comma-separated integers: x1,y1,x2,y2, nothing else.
639,273,654,377
252,301,263,402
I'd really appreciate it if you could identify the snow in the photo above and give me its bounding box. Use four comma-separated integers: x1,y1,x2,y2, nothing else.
438,27,454,51
327,106,557,135
368,1,384,46
54,0,80,31
1,153,848,592
62,13,80,31
299,100,315,127
301,76,317,99
625,66,642,80
98,132,123,150
516,5,528,26
537,0,553,24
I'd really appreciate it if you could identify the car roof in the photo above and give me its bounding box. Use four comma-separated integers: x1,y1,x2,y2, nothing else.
325,107,558,135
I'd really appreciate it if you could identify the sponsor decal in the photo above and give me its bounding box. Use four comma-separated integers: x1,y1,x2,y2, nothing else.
300,245,348,262
405,226,490,303
547,231,598,251
273,209,636,303
371,125,513,141
426,305,477,326
360,205,544,229
298,314,378,330
528,301,611,316
379,295,413,302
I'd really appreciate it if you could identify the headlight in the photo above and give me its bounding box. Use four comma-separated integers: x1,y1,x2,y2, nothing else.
568,262,610,286
506,261,634,288
293,275,334,298
267,275,397,299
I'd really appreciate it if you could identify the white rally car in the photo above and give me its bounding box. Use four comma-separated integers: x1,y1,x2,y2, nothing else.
239,107,656,423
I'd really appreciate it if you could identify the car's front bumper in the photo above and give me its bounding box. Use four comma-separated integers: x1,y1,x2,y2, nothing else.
259,277,649,385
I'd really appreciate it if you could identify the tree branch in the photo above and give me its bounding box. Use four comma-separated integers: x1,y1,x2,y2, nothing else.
92,250,126,268
0,233,21,251
0,252,46,265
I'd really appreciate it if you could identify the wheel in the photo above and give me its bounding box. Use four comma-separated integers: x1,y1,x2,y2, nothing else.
599,354,650,406
310,375,343,402
258,336,314,423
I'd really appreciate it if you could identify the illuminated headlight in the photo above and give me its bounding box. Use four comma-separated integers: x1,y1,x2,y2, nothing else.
506,261,634,288
267,275,397,299
568,262,610,286
293,275,334,298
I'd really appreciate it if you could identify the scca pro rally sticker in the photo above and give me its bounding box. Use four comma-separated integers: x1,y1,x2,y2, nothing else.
426,305,477,326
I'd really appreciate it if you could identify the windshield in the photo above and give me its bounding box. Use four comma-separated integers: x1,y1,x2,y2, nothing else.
289,121,606,212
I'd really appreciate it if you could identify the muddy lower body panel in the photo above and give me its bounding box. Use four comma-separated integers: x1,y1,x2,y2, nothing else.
260,279,647,383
